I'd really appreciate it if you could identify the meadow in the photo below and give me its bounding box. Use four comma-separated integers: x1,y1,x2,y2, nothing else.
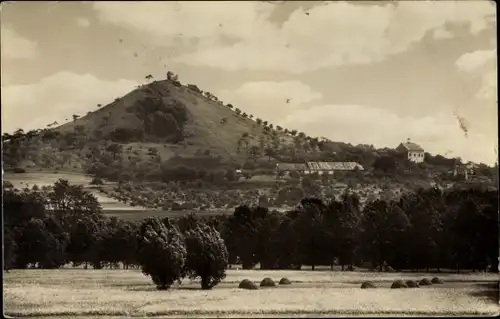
4,172,144,211
4,269,499,317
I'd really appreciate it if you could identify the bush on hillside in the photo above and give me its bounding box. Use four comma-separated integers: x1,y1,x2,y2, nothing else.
260,277,276,287
405,280,420,288
391,280,408,289
187,84,202,94
13,167,26,173
109,127,144,143
239,279,258,290
431,277,444,284
279,277,292,285
360,281,376,289
419,278,432,286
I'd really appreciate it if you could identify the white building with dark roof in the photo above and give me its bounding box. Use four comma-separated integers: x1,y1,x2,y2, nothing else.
396,138,425,163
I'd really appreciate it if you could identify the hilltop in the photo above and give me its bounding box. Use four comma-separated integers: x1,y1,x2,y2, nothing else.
3,75,303,177
54,78,297,162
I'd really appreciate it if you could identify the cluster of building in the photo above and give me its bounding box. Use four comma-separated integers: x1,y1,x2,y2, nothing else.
276,161,364,176
274,139,479,180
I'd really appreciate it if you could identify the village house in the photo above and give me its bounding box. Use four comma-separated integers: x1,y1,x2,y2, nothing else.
396,138,425,163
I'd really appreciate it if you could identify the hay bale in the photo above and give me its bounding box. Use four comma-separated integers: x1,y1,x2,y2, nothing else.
419,278,432,286
406,280,420,288
391,279,408,289
279,277,292,285
260,277,276,287
431,277,444,284
360,281,376,289
238,279,258,290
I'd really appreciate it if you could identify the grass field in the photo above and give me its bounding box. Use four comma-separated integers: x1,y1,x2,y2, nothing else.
4,269,499,317
4,172,147,211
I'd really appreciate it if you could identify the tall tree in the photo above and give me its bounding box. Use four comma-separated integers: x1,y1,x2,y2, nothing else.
136,217,186,290
184,224,228,289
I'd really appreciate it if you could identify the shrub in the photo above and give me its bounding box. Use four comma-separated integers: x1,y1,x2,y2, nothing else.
431,277,444,284
13,167,26,173
419,278,432,286
90,177,104,185
391,280,408,289
238,279,258,290
360,281,376,289
279,277,292,285
405,280,420,288
260,277,276,287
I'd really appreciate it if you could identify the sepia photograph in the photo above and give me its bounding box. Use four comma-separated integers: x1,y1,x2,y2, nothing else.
1,0,498,317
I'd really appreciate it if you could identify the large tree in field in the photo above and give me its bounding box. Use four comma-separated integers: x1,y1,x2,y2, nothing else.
223,205,275,269
3,188,47,228
331,192,362,270
403,188,445,271
47,179,103,230
184,224,228,289
66,217,103,269
137,217,187,290
292,198,330,270
14,218,67,269
3,228,18,271
97,218,139,269
361,199,411,271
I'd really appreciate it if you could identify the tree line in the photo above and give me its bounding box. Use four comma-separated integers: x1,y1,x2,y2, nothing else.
3,179,498,290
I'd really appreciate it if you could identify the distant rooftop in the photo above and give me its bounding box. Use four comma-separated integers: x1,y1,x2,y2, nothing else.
400,140,424,152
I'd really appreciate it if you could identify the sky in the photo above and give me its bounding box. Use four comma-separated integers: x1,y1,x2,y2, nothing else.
1,1,497,165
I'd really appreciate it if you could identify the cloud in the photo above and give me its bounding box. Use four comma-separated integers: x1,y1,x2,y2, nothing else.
432,28,454,39
281,104,497,165
456,49,497,100
76,17,91,28
1,72,139,133
0,26,39,60
223,81,496,164
455,49,496,72
93,1,495,73
218,81,322,121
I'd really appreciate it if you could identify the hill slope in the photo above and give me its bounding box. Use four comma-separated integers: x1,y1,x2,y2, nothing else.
54,79,294,163
4,78,310,182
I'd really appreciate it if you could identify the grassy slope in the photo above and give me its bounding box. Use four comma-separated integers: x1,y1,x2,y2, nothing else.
54,80,293,164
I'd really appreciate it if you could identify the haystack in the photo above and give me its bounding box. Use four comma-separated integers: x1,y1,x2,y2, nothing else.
405,280,420,288
239,279,258,290
360,281,376,289
431,277,444,284
419,278,432,286
391,279,408,289
260,277,276,287
279,277,292,285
